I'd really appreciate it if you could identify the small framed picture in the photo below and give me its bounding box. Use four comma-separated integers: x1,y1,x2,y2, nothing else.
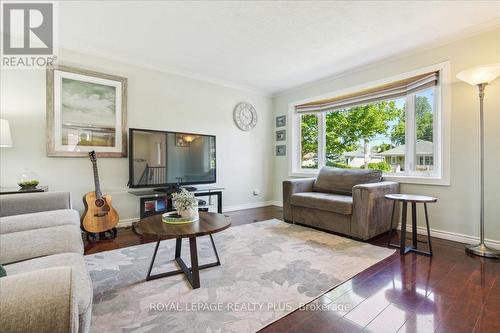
276,115,286,127
276,130,286,141
144,200,155,212
155,198,167,212
276,145,286,156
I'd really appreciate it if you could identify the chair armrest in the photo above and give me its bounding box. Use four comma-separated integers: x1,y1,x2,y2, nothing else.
353,181,399,193
282,178,315,221
0,192,71,217
351,181,400,240
0,267,78,333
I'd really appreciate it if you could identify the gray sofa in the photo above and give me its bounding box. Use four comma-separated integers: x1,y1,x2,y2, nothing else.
0,192,92,333
283,167,399,240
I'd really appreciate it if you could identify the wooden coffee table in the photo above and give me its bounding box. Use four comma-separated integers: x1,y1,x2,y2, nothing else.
136,212,231,288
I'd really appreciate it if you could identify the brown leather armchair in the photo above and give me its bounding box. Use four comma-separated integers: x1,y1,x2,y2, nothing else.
283,167,399,240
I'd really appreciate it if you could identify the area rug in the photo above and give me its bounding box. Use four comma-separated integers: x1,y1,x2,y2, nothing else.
86,219,394,333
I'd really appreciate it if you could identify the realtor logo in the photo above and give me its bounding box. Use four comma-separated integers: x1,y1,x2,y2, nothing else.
2,1,57,67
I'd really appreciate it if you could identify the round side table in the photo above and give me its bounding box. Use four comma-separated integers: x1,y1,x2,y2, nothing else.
385,194,437,256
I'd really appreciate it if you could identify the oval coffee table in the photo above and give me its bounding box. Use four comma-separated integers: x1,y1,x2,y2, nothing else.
385,194,437,257
136,211,231,288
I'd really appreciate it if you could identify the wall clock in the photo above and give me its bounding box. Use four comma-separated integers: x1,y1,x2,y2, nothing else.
233,102,257,131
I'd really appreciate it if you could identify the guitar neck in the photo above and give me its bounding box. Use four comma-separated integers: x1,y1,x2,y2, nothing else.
92,161,102,198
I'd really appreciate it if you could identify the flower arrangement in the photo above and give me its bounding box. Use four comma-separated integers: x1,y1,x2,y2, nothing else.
171,189,198,218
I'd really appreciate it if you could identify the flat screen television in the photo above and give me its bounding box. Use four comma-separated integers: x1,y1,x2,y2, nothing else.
129,128,216,189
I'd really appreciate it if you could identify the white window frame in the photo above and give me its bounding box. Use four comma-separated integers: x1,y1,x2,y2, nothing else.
288,62,451,186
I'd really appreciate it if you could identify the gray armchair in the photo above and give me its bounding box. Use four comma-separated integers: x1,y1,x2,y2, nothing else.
283,167,399,240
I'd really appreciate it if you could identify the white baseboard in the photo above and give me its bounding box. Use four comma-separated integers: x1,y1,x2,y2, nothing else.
271,200,283,207
397,224,500,249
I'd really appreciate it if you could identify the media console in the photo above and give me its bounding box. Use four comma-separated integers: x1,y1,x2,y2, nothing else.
152,186,198,194
129,187,224,218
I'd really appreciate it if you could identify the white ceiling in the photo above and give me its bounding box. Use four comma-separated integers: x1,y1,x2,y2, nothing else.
59,1,500,95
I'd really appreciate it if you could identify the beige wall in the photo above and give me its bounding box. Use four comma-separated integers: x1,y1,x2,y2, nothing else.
0,49,274,222
272,28,500,244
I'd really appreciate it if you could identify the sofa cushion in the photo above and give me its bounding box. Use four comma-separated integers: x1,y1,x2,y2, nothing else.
5,253,92,333
0,209,80,234
290,192,353,215
313,167,382,195
0,224,83,265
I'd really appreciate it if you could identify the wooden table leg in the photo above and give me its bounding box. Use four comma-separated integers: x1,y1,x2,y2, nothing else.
412,202,418,250
400,202,408,255
387,201,397,248
175,238,182,258
424,203,433,256
146,239,161,281
189,237,200,289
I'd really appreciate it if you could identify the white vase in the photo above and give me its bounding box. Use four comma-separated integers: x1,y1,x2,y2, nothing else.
178,207,198,219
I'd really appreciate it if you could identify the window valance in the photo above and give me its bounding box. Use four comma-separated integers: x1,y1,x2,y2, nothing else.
295,71,439,113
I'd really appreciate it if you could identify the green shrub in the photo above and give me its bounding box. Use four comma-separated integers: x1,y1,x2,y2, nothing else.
326,161,351,169
366,161,392,172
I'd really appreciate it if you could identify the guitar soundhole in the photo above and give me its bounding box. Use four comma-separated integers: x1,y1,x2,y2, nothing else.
95,198,105,207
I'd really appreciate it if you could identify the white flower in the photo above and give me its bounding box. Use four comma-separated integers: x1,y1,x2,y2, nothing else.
172,188,198,211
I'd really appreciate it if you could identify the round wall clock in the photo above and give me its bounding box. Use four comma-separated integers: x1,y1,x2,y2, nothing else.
233,102,257,131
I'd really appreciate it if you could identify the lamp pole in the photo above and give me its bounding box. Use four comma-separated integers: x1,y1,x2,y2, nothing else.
465,83,500,258
457,63,500,258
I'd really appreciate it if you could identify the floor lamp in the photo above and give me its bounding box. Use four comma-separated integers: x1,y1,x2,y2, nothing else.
0,119,13,148
456,64,500,259
0,119,13,188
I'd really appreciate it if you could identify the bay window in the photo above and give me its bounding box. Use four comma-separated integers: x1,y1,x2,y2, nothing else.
300,114,319,169
291,66,450,184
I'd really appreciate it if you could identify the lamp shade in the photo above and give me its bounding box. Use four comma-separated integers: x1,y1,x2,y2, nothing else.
0,119,13,147
456,63,500,85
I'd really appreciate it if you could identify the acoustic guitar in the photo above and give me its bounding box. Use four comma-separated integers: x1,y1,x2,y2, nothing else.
81,151,119,239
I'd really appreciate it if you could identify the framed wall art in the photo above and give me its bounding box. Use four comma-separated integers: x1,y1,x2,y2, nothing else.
46,65,128,157
276,145,286,156
275,115,286,127
276,129,286,141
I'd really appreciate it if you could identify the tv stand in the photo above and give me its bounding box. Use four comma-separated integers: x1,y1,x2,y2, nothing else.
153,185,197,193
129,186,224,218
182,186,197,192
153,187,179,194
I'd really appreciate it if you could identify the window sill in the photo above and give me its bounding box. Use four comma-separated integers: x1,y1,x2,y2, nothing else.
383,174,450,186
289,170,450,186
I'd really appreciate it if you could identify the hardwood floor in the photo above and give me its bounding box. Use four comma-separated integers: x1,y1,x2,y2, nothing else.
83,206,500,333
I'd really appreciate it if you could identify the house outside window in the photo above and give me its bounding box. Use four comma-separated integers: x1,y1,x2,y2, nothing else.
289,63,451,185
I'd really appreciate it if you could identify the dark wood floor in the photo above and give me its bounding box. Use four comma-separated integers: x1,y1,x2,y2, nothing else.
84,206,500,333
